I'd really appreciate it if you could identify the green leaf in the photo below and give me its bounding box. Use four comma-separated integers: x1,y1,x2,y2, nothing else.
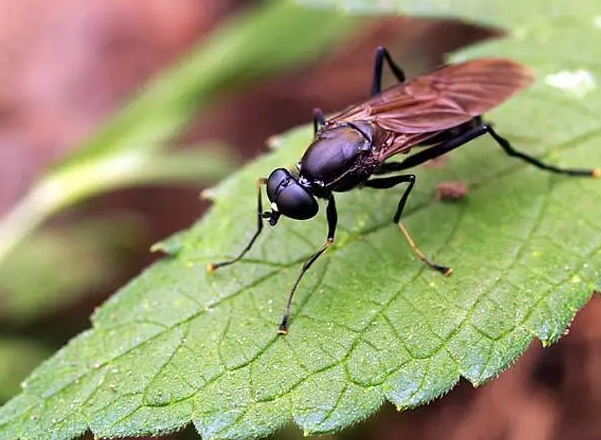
2,2,601,440
0,339,52,403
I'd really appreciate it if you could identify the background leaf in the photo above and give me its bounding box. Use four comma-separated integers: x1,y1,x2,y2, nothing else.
0,0,356,266
1,1,601,440
293,0,597,27
0,339,52,403
0,217,144,324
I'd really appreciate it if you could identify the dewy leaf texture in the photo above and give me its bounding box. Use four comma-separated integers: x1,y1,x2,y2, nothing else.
2,1,601,439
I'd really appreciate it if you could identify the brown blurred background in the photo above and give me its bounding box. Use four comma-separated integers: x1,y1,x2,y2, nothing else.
0,1,600,440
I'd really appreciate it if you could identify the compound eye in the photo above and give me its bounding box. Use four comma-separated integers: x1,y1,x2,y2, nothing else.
277,183,318,220
266,168,289,203
266,168,318,220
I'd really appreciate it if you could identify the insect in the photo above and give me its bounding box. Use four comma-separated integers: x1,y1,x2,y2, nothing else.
208,47,600,334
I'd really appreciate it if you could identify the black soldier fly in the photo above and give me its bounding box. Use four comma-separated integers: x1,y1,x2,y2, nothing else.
208,47,600,334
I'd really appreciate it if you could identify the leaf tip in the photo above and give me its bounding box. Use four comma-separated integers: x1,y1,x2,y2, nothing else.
150,236,183,257
267,134,282,150
471,381,483,388
150,241,169,255
149,242,163,253
199,187,216,201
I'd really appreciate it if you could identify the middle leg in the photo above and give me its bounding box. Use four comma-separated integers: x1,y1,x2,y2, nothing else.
365,174,452,275
371,46,407,96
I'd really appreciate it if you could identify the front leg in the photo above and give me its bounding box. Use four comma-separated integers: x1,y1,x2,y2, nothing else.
365,174,452,275
207,177,270,272
278,194,338,334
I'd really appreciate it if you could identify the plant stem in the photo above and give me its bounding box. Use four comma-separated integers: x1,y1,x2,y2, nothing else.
0,148,236,265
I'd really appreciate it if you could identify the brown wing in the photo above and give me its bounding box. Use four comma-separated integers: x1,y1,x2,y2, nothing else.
329,58,534,134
